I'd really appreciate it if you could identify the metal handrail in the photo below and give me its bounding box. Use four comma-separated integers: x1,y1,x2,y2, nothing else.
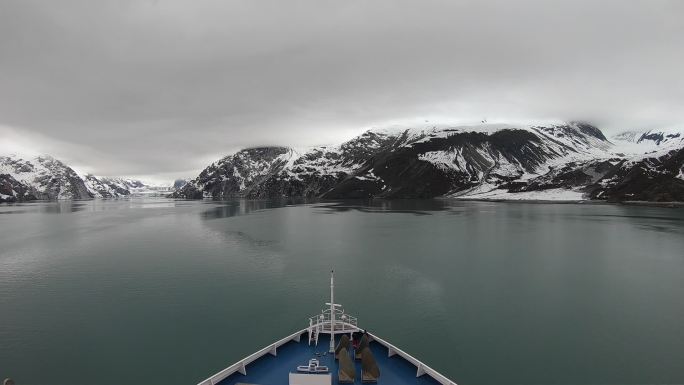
309,311,358,327
196,329,306,385
368,333,457,385
311,321,359,332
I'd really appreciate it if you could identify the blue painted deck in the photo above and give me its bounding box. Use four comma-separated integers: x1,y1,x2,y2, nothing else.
218,333,442,385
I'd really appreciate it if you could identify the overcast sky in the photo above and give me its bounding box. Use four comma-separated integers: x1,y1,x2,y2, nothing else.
1,0,683,181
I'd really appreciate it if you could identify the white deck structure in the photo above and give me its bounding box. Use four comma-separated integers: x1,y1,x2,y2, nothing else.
289,372,332,385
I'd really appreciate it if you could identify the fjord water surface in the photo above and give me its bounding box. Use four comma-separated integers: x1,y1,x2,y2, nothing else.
0,199,683,385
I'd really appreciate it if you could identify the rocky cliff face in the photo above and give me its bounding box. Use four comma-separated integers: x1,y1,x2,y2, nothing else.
83,175,133,198
589,147,684,202
0,173,37,202
174,122,684,202
175,147,296,199
0,155,91,201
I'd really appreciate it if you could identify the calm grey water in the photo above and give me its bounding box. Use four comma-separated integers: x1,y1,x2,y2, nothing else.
1,199,683,385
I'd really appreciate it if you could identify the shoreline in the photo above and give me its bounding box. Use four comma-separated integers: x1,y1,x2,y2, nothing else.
3,196,684,208
450,197,684,208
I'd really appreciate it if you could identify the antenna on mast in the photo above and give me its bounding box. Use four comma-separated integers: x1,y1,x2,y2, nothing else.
329,269,335,353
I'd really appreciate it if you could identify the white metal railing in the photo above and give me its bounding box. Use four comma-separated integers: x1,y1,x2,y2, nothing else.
308,308,358,332
314,321,359,333
368,333,458,385
196,329,305,385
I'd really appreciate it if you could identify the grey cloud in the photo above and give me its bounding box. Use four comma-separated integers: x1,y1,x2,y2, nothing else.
1,0,682,178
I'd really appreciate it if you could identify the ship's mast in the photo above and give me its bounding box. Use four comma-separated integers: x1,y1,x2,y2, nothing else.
308,271,359,350
329,270,335,353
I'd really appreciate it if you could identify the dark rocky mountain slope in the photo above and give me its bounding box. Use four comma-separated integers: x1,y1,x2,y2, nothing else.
589,147,684,202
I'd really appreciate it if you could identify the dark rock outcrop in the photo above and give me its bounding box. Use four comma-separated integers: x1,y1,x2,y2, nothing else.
0,174,37,202
590,148,684,202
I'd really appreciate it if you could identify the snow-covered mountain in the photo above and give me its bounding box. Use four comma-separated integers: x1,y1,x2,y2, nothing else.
83,174,134,198
174,122,684,202
173,179,189,190
610,128,684,155
0,154,175,202
0,155,91,201
178,147,300,199
3,122,683,203
588,128,684,201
